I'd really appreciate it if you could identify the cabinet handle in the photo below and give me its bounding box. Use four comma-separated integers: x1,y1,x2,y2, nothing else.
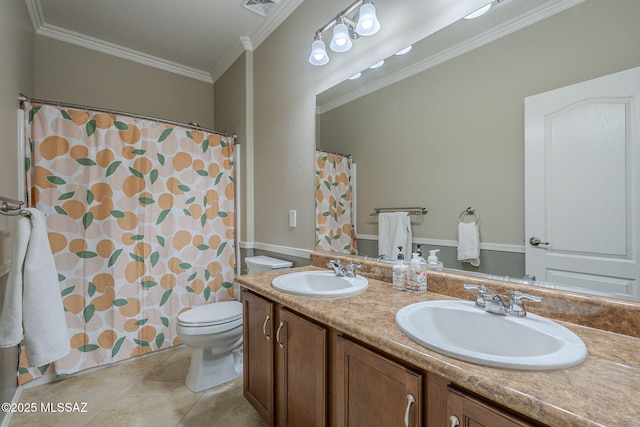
275,321,284,349
262,314,270,341
404,393,415,427
449,415,460,427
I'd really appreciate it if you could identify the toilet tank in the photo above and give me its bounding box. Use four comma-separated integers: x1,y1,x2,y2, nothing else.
245,255,293,274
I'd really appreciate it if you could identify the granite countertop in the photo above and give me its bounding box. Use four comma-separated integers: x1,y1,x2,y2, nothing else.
236,264,640,427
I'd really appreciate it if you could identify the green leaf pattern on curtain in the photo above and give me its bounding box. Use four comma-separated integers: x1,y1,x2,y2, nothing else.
314,150,358,254
19,103,235,385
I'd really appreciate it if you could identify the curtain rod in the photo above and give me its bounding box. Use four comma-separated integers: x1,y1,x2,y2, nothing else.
316,148,352,159
18,94,237,140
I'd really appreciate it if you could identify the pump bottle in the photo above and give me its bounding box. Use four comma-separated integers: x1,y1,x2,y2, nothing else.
392,246,408,291
405,253,427,293
426,249,443,270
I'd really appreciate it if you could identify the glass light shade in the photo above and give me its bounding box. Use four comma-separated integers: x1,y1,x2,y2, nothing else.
394,45,412,56
308,39,329,66
330,22,352,52
369,60,384,69
464,3,492,19
348,72,362,80
356,3,380,36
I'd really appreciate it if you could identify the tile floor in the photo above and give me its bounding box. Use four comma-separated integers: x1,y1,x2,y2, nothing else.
9,346,268,427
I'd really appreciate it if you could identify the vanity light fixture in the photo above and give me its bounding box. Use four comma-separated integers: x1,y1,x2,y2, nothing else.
308,0,381,66
348,72,362,80
369,60,384,69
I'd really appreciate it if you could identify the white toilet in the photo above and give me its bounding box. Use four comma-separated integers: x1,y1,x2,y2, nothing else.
176,301,244,392
245,255,293,274
176,256,292,393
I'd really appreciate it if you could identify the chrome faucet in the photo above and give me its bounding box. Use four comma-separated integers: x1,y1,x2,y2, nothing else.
507,291,543,317
463,284,542,317
327,260,362,278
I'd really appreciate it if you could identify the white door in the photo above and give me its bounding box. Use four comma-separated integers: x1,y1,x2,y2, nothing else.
525,66,640,297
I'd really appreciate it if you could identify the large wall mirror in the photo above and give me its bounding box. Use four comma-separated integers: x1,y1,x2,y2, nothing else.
316,0,640,301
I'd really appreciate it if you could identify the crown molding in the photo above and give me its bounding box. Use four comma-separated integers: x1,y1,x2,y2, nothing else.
26,0,303,84
24,0,44,31
35,23,214,83
210,0,303,83
317,0,586,114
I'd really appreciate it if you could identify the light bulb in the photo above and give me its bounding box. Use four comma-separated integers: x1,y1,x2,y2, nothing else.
356,3,380,36
330,22,352,52
464,3,492,19
394,46,412,56
309,38,329,66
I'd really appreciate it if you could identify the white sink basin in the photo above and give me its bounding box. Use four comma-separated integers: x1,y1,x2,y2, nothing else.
395,300,587,370
272,270,368,297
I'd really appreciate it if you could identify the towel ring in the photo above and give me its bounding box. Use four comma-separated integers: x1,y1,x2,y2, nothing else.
459,207,479,224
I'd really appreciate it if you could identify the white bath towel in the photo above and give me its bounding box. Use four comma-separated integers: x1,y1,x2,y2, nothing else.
457,221,480,267
378,212,412,260
0,208,70,367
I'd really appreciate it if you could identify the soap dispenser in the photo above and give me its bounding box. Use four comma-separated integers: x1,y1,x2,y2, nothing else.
405,252,427,294
426,249,443,270
392,246,408,291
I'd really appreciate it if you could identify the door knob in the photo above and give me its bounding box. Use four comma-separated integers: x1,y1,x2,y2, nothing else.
529,237,550,246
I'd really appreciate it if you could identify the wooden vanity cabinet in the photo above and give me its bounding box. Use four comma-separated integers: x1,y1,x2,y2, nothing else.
243,290,275,424
243,289,543,427
447,386,543,427
334,335,423,427
242,290,328,426
276,307,327,426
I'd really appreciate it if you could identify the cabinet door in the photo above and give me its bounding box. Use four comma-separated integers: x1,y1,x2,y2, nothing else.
276,308,327,427
447,387,541,427
335,336,422,427
243,291,275,425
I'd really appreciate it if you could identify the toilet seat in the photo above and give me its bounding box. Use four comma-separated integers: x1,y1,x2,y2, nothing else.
178,301,242,327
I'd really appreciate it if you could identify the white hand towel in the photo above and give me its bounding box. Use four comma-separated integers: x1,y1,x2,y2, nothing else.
457,222,480,267
378,212,412,260
0,208,70,367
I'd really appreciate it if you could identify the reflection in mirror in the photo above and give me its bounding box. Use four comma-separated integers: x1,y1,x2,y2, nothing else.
316,0,640,301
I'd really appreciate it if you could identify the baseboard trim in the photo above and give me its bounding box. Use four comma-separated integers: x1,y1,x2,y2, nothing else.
355,234,525,254
0,385,23,427
240,241,313,259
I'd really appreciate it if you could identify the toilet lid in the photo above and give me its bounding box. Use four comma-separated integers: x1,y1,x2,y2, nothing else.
178,301,242,326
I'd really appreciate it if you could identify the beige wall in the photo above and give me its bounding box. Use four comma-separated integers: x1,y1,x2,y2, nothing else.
0,0,34,415
214,53,247,242
0,3,34,267
319,0,640,247
35,36,214,129
249,0,487,253
0,1,34,205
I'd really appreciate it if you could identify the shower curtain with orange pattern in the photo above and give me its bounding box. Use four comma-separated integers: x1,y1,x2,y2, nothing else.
18,102,236,384
314,150,358,254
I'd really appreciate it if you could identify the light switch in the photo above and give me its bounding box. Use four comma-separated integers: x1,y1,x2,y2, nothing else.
289,209,296,227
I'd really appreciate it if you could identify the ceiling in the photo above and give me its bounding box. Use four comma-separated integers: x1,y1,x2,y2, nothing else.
24,0,302,83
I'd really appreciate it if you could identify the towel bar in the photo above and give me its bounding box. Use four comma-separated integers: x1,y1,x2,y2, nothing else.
371,207,428,216
0,196,31,217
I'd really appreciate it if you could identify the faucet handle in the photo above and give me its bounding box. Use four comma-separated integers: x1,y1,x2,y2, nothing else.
463,284,491,308
508,290,542,317
345,262,362,277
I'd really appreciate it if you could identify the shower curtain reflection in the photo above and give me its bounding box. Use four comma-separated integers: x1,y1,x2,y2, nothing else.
314,150,358,255
19,101,235,384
